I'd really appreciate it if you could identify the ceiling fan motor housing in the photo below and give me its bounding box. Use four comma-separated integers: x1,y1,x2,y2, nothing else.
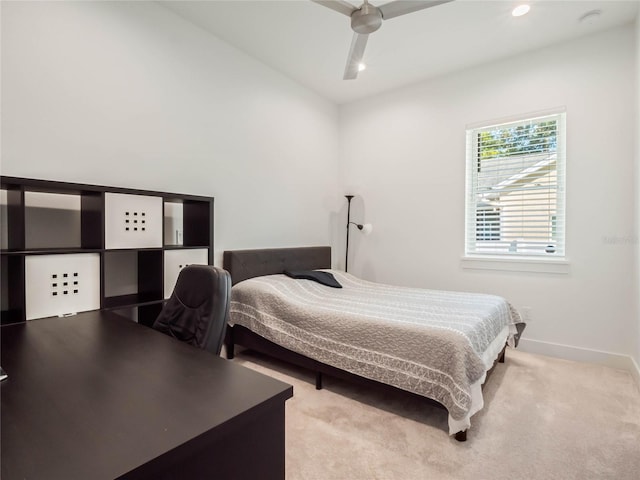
351,3,383,34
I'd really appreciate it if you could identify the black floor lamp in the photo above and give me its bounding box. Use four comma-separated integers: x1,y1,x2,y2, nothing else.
345,195,372,273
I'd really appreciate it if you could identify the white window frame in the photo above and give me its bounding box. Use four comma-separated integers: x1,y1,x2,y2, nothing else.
463,109,567,273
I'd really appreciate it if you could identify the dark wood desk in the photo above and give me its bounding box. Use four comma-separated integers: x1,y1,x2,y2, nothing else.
0,311,293,480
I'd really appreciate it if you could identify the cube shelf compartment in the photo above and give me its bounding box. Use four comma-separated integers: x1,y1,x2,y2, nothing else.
163,248,209,299
102,250,163,308
0,176,213,325
25,191,82,249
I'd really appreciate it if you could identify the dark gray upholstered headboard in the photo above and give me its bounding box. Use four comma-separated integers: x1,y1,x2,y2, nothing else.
223,246,331,285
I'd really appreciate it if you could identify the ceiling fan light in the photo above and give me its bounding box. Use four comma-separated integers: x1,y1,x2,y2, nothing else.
357,63,367,72
351,2,383,34
512,5,530,17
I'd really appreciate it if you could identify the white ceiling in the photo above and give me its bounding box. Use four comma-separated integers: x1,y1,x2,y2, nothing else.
161,0,639,104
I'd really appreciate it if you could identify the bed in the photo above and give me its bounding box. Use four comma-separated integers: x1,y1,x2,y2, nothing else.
223,246,524,441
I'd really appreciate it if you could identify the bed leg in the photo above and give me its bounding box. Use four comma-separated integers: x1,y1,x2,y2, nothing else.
454,430,467,442
227,343,235,360
498,348,506,363
315,372,323,390
225,329,235,360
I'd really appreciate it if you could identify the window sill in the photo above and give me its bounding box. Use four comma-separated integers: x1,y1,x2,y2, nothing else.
461,255,570,274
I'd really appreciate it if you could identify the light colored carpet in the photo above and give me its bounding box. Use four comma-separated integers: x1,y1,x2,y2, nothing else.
232,348,640,480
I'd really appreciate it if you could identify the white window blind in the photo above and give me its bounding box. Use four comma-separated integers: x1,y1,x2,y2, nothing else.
465,112,566,258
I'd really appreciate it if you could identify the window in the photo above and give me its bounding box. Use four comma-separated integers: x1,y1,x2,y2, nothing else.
465,111,566,258
476,203,501,241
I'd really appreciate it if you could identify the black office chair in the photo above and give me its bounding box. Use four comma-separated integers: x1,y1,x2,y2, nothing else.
153,265,231,355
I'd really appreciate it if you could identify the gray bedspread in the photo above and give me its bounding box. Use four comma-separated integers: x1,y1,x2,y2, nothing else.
229,270,521,432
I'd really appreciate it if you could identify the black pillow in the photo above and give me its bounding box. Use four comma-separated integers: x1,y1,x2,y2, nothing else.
283,270,342,288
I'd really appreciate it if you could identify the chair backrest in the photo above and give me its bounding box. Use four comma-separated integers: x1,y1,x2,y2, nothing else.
153,265,231,355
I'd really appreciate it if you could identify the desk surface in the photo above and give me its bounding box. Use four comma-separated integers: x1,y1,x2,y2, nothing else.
1,311,293,480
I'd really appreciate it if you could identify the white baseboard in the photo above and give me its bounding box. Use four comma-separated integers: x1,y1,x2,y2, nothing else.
631,356,640,393
518,338,640,390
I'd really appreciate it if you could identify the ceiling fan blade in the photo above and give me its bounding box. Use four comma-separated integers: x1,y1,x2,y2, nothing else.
344,33,368,80
378,0,453,20
312,0,357,17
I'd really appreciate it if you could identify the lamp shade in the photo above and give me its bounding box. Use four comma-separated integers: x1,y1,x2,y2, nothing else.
361,223,373,235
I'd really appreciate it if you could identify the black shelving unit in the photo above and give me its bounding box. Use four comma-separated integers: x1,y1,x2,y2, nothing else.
0,176,214,326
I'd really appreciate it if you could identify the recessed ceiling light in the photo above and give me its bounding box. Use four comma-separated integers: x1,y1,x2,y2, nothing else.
357,63,366,72
512,5,530,17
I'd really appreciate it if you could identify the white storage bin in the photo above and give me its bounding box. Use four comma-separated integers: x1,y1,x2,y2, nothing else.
105,193,162,249
164,249,209,299
25,253,100,320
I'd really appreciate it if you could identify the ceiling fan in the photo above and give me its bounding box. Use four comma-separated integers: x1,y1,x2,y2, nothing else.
312,0,453,80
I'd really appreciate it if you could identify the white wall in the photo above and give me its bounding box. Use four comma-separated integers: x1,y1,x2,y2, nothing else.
340,25,638,364
0,1,342,265
2,1,638,371
634,15,640,378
